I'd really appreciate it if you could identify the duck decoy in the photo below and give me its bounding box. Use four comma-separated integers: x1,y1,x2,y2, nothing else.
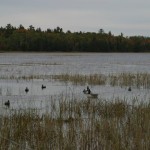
83,89,86,94
25,87,29,93
83,86,91,94
87,86,91,94
83,86,98,99
5,100,10,108
41,84,46,90
128,87,131,91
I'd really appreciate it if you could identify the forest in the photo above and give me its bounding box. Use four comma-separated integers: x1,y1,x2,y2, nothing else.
0,24,150,52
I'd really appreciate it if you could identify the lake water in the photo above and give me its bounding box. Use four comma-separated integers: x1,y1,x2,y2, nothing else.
0,53,150,114
0,53,150,76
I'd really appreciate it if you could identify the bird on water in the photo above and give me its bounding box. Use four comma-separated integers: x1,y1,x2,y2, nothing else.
83,86,91,94
25,87,29,93
5,100,10,108
41,84,46,90
128,87,131,91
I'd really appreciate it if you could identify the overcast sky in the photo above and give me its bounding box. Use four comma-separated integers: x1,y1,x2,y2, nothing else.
0,0,150,36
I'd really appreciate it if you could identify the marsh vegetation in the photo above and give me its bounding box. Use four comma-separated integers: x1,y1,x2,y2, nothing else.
52,72,150,88
0,53,150,149
0,96,150,149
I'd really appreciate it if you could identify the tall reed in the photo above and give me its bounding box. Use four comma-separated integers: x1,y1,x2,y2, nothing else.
1,72,150,88
0,96,149,149
53,73,150,88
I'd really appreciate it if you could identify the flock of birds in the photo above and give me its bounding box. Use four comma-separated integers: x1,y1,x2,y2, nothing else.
4,85,132,108
4,84,46,108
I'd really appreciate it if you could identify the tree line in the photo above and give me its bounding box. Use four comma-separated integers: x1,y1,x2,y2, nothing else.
0,24,150,52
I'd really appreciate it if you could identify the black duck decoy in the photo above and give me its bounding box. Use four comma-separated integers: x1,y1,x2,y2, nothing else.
128,87,131,91
25,87,29,93
86,86,91,94
41,84,46,90
5,100,10,108
83,89,86,94
83,86,91,94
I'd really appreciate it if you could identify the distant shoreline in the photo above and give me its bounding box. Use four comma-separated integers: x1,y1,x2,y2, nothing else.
0,51,150,53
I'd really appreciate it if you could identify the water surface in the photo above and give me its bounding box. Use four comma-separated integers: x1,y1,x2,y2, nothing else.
0,53,149,114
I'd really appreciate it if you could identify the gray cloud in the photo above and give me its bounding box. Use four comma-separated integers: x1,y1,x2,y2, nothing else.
0,0,150,36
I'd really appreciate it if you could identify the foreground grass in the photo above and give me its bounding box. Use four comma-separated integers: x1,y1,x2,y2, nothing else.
0,97,150,149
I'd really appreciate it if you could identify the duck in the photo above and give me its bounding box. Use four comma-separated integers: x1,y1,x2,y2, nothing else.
25,87,29,93
83,86,91,94
83,86,98,99
41,84,46,90
86,86,91,94
83,89,87,94
5,100,10,108
128,87,131,91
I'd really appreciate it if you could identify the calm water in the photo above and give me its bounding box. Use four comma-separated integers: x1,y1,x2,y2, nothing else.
0,53,150,76
0,53,150,114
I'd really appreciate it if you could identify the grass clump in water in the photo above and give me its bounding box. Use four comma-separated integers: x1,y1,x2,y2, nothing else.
53,72,150,89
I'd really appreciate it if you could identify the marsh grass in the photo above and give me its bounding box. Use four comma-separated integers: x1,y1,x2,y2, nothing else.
0,96,150,149
0,72,150,89
109,73,150,88
53,73,150,89
53,74,107,85
0,70,149,149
